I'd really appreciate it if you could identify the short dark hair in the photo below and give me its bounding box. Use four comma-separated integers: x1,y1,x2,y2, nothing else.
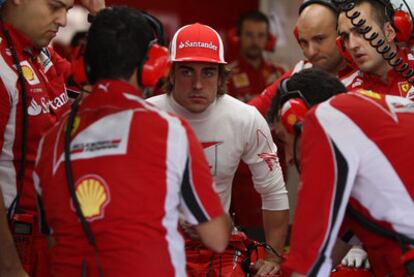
236,10,269,35
70,31,88,48
340,0,393,28
84,6,153,84
268,68,347,123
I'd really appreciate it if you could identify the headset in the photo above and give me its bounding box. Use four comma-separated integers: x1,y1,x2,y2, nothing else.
334,0,414,84
275,78,310,172
76,11,170,89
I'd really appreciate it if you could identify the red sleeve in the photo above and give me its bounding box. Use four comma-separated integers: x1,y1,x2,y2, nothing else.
248,70,292,116
0,81,11,153
180,119,224,224
285,109,352,274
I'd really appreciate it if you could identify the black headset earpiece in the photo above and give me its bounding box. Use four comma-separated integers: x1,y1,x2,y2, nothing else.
293,121,304,136
274,78,290,122
141,11,166,46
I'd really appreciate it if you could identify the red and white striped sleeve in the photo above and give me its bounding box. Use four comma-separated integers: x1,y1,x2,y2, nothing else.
285,104,356,275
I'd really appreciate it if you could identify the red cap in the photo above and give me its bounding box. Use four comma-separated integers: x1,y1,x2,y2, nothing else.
170,23,226,64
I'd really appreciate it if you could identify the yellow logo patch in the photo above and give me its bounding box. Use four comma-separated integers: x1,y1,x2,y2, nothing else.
64,116,81,136
398,81,413,97
359,89,382,100
74,176,110,221
19,61,40,85
22,65,34,81
232,73,249,88
287,114,297,126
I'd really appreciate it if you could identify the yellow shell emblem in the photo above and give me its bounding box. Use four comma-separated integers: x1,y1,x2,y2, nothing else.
22,65,34,81
287,114,297,126
75,176,109,220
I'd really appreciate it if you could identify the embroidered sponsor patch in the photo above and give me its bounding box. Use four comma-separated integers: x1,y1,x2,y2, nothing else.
398,81,414,98
20,61,40,85
72,175,110,222
358,89,382,100
232,73,249,88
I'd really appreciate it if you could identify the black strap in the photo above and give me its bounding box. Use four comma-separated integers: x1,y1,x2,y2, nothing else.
2,24,29,219
64,99,104,277
347,205,414,247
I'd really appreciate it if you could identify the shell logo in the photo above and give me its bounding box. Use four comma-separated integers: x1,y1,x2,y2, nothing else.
287,114,297,126
74,175,110,221
22,65,35,81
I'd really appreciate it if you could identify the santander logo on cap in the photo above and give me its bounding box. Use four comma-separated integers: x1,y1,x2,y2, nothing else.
171,23,226,64
178,40,218,51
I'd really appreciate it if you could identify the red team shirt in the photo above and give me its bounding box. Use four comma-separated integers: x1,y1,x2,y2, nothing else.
341,49,414,99
285,90,414,276
227,56,285,102
248,60,355,117
34,80,224,277
0,23,70,213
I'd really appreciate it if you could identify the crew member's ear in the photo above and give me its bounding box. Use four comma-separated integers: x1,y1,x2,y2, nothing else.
383,22,396,42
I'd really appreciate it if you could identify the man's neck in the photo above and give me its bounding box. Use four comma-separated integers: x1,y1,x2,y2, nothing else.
373,63,393,83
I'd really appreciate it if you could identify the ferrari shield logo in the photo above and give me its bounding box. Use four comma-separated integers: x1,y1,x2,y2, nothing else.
398,81,413,97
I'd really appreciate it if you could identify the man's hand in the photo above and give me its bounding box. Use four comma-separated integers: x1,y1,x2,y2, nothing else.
179,220,200,241
80,0,105,16
341,245,370,268
252,258,280,276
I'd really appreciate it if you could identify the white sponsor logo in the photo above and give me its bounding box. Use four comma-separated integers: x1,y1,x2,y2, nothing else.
386,95,414,114
98,83,109,92
27,91,69,116
39,50,52,73
27,98,43,116
352,78,363,88
178,40,218,51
